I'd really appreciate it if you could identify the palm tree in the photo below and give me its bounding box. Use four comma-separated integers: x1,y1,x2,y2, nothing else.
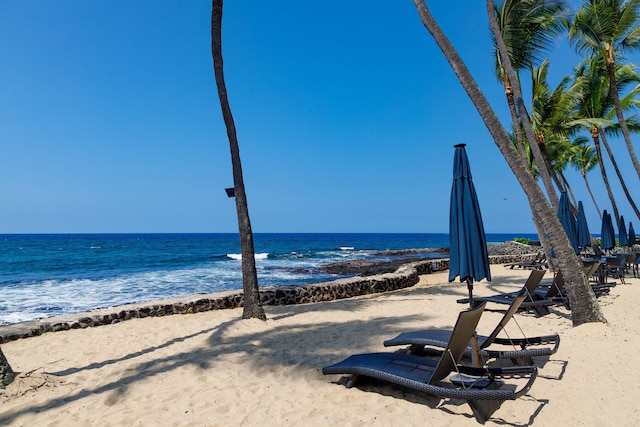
529,59,585,198
492,0,569,209
569,0,640,180
211,0,266,320
494,0,568,155
571,143,603,218
411,0,606,325
570,55,640,224
600,126,640,221
0,347,14,388
493,0,568,266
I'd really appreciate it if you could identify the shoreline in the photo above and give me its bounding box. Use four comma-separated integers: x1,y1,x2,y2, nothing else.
0,249,540,343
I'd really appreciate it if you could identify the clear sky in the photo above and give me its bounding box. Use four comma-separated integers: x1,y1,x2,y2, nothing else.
1,1,638,234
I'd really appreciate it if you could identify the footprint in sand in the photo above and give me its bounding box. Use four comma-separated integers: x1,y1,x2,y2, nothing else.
104,385,128,406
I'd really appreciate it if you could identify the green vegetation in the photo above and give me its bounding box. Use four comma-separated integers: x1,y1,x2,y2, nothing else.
513,237,531,244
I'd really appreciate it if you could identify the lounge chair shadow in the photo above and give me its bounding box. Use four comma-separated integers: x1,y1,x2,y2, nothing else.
535,359,567,381
437,385,548,427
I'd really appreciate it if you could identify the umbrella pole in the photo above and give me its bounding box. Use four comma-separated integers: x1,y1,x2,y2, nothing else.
466,278,481,367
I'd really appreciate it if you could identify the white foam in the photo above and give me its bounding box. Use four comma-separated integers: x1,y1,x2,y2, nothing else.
226,253,269,260
340,247,355,251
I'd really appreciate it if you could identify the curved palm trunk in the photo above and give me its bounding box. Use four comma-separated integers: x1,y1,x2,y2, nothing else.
591,129,621,227
0,347,14,388
412,0,605,325
503,81,553,261
581,171,602,220
211,0,266,320
549,162,565,194
530,198,555,271
505,87,528,156
599,131,640,221
489,6,559,210
605,60,640,179
560,173,579,215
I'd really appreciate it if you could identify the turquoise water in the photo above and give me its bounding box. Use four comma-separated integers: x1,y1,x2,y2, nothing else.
0,233,536,324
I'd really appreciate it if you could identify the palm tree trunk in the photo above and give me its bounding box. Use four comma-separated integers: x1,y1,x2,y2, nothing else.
0,347,14,388
530,198,555,272
605,61,640,180
505,88,528,157
488,4,559,210
582,171,602,220
211,0,266,321
412,0,605,325
599,131,640,221
592,130,621,227
503,77,553,263
561,172,579,215
549,164,565,194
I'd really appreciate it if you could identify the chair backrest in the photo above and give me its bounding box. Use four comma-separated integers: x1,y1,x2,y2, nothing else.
592,244,604,257
606,255,626,267
480,269,546,348
583,261,600,279
545,271,564,298
429,302,486,384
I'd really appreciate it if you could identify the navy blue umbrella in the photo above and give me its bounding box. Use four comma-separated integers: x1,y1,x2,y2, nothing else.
576,201,591,249
629,222,636,247
600,210,615,251
619,216,628,248
449,144,491,307
557,193,579,253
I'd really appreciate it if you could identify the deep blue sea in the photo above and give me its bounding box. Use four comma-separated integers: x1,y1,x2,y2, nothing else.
0,233,536,325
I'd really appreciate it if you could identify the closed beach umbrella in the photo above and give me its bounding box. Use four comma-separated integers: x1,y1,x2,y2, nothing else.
557,193,579,253
449,143,491,306
619,216,628,248
576,201,591,249
629,222,636,247
600,210,615,251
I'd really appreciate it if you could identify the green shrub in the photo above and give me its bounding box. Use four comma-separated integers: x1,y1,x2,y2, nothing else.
513,237,530,245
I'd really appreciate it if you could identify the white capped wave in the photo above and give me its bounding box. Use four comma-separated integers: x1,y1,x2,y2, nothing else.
226,253,269,261
340,247,355,251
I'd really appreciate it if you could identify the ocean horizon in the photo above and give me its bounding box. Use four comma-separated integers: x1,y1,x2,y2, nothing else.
0,232,538,325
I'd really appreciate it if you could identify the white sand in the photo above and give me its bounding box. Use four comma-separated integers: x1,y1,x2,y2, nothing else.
1,266,639,426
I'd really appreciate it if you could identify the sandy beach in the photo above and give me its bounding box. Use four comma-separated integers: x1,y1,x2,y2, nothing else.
1,265,639,426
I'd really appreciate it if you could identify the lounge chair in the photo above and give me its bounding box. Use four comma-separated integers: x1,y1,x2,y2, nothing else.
605,255,627,284
504,253,547,270
383,269,559,366
457,269,560,316
582,261,615,294
625,253,636,275
322,303,538,424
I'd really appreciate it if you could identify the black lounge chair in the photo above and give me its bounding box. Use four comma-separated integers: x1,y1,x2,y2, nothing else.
582,260,615,294
457,269,559,316
322,303,538,424
383,269,559,366
504,253,547,270
605,255,627,284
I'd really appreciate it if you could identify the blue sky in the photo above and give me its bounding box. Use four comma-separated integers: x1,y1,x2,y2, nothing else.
1,1,638,234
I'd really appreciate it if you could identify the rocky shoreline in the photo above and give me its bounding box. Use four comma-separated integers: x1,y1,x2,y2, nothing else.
0,241,542,343
319,240,542,276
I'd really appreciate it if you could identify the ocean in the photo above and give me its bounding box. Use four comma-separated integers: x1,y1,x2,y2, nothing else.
0,233,537,325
